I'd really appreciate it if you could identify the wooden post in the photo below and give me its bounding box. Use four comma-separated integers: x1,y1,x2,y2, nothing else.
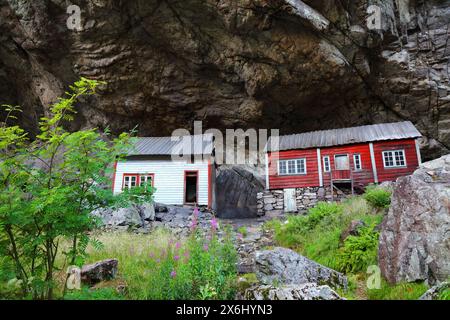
350,169,354,196
330,169,333,202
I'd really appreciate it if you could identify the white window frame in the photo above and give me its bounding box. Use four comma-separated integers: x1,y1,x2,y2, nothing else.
323,156,331,173
382,150,407,168
353,154,362,171
278,158,307,175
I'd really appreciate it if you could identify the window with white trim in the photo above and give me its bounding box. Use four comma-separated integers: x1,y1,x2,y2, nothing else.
123,174,154,191
323,156,331,173
123,175,138,190
139,175,154,187
278,159,307,175
383,150,406,168
353,154,362,171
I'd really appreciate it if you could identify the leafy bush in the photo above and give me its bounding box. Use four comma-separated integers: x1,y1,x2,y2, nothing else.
363,185,391,210
336,224,380,273
0,78,135,299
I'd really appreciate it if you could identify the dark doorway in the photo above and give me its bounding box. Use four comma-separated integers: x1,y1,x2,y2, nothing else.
185,171,198,204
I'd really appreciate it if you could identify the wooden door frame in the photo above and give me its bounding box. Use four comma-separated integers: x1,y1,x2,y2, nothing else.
184,170,199,205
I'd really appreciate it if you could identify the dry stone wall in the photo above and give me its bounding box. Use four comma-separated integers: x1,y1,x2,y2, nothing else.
257,187,347,216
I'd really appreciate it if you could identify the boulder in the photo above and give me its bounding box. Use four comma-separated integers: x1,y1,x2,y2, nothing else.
255,247,348,290
215,165,265,219
340,220,366,243
244,283,344,300
81,259,118,285
378,155,450,285
139,202,155,221
419,282,449,300
110,207,142,227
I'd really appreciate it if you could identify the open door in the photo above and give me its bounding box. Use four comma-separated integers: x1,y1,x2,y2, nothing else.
184,171,198,204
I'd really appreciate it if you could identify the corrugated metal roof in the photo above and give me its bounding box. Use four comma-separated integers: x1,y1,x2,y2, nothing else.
266,121,421,152
129,134,214,156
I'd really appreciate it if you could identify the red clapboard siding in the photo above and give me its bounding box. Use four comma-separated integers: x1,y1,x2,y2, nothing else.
321,143,375,188
268,149,319,189
373,139,419,182
267,139,419,190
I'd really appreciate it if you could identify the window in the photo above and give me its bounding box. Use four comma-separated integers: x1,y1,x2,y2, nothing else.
278,158,307,175
140,175,154,187
383,150,406,168
123,174,154,190
335,155,350,170
323,156,331,173
123,175,138,190
353,154,362,171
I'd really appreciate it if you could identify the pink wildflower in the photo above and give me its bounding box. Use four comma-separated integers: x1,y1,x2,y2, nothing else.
193,206,199,217
175,242,181,250
203,243,209,251
174,255,180,261
170,270,177,278
210,218,218,231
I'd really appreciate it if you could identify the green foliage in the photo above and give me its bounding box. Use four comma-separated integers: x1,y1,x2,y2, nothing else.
80,218,238,300
363,185,391,210
64,287,124,300
112,184,155,209
438,288,450,300
268,197,383,271
367,280,428,300
237,226,248,237
144,218,237,300
336,224,380,273
0,78,134,299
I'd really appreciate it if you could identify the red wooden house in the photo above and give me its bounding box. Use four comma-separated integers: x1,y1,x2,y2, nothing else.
265,121,422,192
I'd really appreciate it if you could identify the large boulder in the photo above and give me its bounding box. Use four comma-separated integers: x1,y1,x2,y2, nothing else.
244,283,344,301
215,165,265,219
255,247,348,290
92,202,156,229
81,259,118,285
378,155,450,285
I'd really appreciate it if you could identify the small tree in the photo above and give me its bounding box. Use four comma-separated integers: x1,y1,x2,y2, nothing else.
0,78,134,299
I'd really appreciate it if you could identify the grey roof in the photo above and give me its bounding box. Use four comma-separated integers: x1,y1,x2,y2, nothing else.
266,121,421,152
129,134,214,156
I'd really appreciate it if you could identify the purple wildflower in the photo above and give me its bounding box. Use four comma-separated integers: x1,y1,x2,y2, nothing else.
170,270,177,278
210,218,218,231
193,206,199,217
174,255,180,261
175,242,181,250
203,243,209,251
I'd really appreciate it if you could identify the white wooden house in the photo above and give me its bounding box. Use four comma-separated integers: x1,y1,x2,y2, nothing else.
112,134,215,208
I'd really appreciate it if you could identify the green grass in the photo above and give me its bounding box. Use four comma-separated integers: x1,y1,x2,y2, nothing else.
237,226,248,237
64,287,124,300
367,280,428,300
63,227,237,300
268,197,383,271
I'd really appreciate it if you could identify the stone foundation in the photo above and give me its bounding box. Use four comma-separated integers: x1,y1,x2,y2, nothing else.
257,187,347,216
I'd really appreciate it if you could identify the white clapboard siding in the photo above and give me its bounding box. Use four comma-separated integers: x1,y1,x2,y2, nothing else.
113,160,210,206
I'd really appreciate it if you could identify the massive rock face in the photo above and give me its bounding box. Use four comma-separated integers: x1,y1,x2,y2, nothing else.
378,154,450,285
0,0,450,158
